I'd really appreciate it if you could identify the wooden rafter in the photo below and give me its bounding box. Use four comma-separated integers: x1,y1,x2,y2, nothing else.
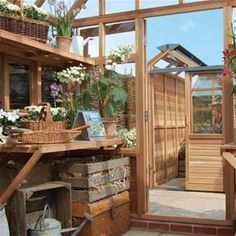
67,0,88,21
74,0,236,27
34,0,46,7
147,50,171,70
79,21,135,38
169,50,200,67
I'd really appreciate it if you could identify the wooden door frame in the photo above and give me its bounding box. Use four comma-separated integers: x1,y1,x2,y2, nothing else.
139,6,234,226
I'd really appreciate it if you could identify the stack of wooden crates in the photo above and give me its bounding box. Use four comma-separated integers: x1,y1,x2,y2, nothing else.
58,155,130,236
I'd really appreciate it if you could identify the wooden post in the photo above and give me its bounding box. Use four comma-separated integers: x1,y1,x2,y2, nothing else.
185,72,191,189
135,0,141,10
223,6,234,144
32,62,42,105
99,0,105,15
0,53,9,110
135,17,147,215
223,152,235,221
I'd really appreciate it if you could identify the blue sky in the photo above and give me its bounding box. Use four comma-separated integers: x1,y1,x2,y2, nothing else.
146,9,224,65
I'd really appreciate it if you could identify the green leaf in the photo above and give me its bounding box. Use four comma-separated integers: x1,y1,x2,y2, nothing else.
105,103,115,117
111,87,127,104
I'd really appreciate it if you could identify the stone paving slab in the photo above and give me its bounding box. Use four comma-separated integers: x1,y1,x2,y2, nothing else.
149,189,225,220
123,229,191,236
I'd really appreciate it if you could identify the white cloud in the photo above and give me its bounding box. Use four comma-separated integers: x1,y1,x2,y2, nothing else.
180,20,195,32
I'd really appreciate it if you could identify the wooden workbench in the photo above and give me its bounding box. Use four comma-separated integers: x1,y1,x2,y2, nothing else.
0,138,124,204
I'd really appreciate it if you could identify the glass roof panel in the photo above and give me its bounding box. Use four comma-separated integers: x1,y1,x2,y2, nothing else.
142,0,178,9
106,0,135,14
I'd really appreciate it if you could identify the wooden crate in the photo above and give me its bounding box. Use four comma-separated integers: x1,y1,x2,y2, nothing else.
72,191,130,236
59,157,130,203
9,181,71,236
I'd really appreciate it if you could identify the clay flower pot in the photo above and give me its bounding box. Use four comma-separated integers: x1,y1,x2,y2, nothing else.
102,117,118,138
56,36,72,52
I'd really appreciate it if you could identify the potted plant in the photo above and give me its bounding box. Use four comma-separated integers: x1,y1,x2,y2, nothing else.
90,44,135,137
48,0,84,51
51,65,91,127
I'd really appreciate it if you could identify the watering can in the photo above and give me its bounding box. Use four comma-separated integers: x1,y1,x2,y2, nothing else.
0,205,10,236
29,204,94,236
70,35,93,56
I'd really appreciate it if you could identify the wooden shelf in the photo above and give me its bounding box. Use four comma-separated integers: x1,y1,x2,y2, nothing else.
0,29,95,67
0,138,124,154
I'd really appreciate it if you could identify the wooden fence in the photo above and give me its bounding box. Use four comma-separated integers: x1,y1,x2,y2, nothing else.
150,73,185,186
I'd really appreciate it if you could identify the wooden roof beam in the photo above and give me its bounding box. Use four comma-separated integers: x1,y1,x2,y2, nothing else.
34,0,46,7
67,0,88,21
74,0,236,27
168,50,200,67
79,21,135,38
147,50,171,70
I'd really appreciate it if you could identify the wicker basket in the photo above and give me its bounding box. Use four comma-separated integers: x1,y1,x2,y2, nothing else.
19,103,68,131
10,125,89,144
0,13,49,43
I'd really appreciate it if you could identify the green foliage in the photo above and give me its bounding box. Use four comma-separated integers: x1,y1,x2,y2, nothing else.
48,0,81,37
91,69,128,117
178,139,186,159
23,3,48,21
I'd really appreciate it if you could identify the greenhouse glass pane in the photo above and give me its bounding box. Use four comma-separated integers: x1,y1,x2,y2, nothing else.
9,63,30,109
193,110,213,133
142,0,178,9
105,22,135,55
192,91,212,108
77,0,99,18
41,66,58,106
192,75,213,89
192,72,222,134
106,0,135,14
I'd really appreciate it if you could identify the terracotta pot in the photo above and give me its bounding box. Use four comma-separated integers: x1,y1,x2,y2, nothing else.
56,36,72,52
102,117,118,138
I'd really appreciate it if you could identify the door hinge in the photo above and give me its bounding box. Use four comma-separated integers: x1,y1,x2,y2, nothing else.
144,110,149,122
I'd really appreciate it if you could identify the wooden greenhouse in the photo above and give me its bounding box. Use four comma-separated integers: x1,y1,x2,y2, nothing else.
1,0,236,236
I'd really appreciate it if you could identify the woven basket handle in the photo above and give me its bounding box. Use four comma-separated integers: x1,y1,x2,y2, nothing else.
38,103,53,122
71,124,90,131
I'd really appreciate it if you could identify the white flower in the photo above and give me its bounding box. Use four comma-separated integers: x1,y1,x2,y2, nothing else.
53,65,88,84
7,3,20,11
0,109,6,119
5,110,19,123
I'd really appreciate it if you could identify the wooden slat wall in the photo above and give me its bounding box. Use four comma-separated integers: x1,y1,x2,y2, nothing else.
186,138,223,192
151,73,185,186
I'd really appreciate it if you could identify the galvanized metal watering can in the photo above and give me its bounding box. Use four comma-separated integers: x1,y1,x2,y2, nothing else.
0,204,10,236
29,204,94,236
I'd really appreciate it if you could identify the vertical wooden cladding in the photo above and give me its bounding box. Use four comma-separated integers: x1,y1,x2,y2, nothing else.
186,71,224,192
151,73,185,186
187,137,223,192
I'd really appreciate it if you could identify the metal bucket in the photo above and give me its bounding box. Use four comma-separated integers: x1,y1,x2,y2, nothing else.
0,205,10,236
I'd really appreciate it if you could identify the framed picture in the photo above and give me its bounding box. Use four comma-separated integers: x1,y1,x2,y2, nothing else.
73,110,106,140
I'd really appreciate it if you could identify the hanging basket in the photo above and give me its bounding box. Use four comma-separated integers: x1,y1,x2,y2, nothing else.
0,13,49,43
19,103,68,131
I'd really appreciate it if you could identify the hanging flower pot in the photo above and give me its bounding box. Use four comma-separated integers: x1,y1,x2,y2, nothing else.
56,36,72,52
